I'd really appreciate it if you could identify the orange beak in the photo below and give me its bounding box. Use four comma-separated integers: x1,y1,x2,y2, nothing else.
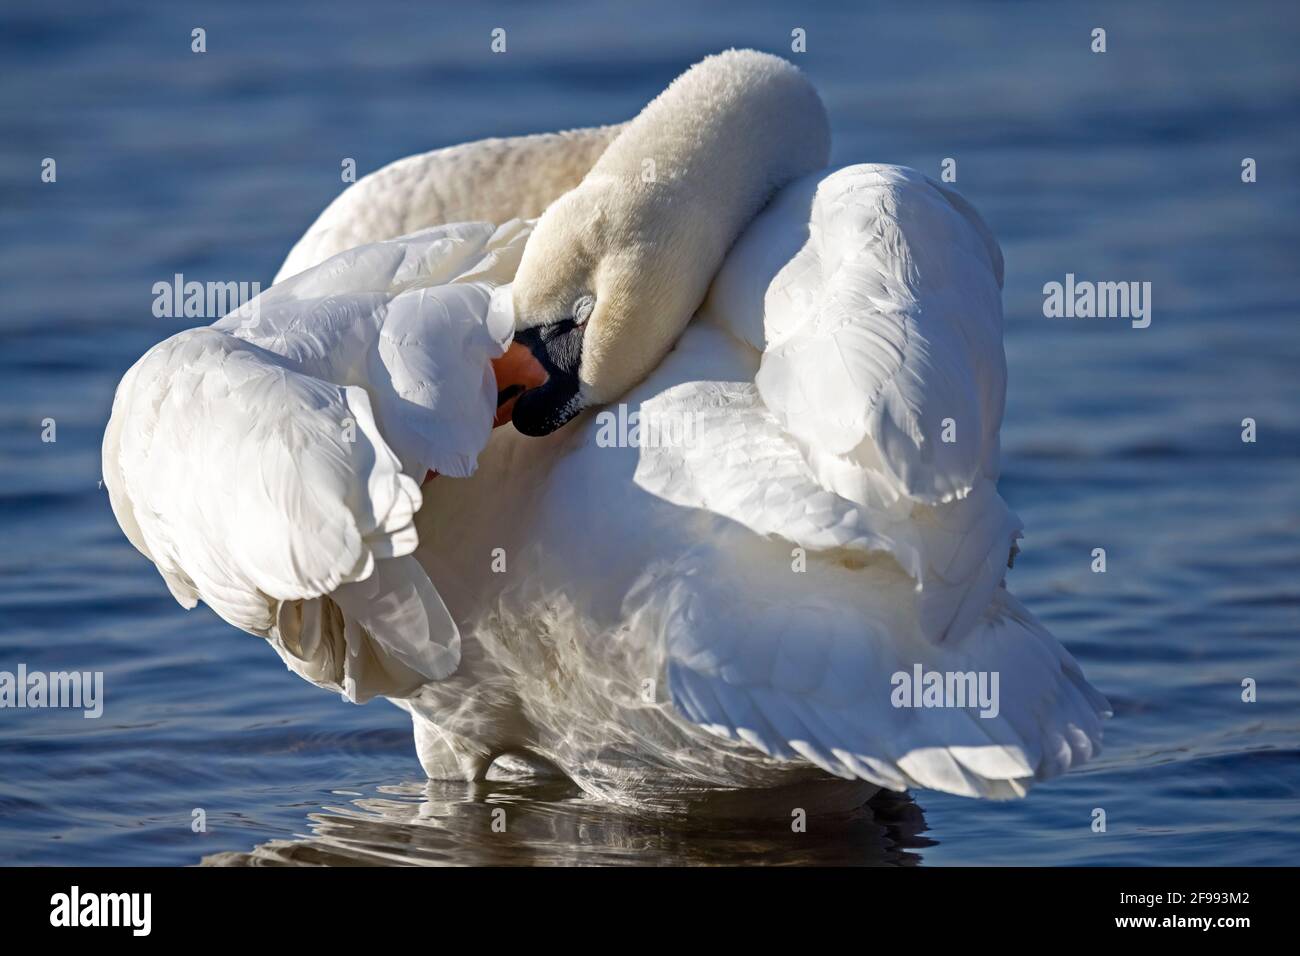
490,340,550,428
422,340,549,484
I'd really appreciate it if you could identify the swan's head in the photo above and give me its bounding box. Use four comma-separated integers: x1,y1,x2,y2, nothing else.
505,179,707,436
501,49,829,436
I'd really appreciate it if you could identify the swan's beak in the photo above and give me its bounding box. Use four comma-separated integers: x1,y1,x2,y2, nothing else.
423,345,546,483
491,341,549,428
508,319,587,436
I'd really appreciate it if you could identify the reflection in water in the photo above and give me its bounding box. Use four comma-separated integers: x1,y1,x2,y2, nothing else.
202,775,933,866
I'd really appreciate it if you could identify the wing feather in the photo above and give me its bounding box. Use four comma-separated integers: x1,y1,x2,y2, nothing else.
635,546,1104,797
632,165,1107,796
103,225,529,700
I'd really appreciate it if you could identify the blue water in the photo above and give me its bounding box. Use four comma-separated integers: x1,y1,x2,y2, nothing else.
1,0,1298,865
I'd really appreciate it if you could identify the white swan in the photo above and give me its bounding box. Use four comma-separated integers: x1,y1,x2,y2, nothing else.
104,50,1107,801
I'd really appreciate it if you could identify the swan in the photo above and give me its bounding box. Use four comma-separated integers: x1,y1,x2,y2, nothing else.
103,50,1108,802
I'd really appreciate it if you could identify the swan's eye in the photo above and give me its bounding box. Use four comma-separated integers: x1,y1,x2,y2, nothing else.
572,295,595,326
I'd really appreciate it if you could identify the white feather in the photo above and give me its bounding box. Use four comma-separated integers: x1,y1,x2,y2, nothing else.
104,224,530,701
686,165,1020,643
614,164,1106,794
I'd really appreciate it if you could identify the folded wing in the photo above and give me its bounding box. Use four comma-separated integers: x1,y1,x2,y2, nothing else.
633,164,1107,796
693,164,1017,643
104,225,530,701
